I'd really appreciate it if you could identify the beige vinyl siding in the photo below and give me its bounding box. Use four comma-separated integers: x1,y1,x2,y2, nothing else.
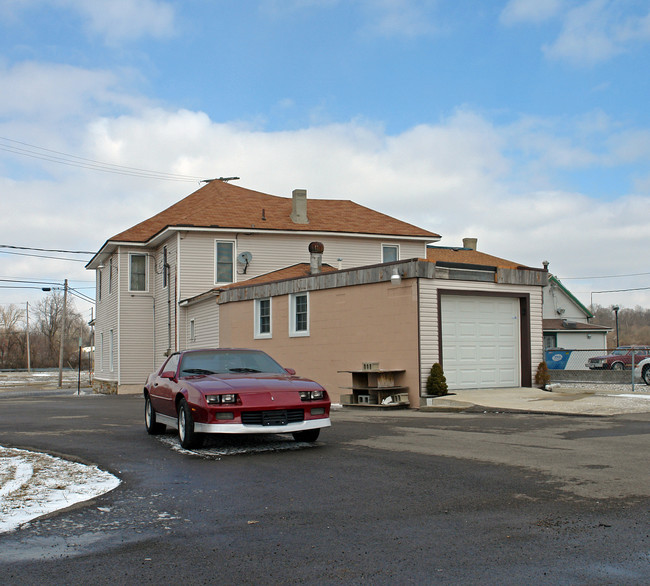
117,246,155,385
183,300,219,349
418,279,543,392
234,233,427,279
94,252,119,383
151,236,177,368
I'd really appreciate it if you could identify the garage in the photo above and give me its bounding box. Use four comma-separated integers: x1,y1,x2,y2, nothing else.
440,294,520,389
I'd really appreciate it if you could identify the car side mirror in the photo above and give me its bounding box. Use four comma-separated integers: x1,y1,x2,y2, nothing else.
161,371,176,381
284,368,296,376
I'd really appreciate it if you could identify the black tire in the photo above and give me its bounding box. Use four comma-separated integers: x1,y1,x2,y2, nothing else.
145,395,166,435
292,429,320,442
178,398,202,449
642,366,650,386
611,361,625,371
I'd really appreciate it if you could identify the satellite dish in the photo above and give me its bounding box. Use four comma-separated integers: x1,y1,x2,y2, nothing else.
237,251,252,264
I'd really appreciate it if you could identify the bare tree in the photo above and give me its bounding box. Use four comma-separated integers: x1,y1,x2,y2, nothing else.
0,304,26,369
33,291,90,368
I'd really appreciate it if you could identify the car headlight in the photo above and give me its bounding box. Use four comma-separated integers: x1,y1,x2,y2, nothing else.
300,390,325,401
206,394,238,405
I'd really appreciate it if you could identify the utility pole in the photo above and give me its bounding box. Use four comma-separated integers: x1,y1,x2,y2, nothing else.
25,301,31,373
58,279,68,388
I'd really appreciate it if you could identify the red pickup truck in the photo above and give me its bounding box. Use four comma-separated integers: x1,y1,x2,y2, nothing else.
586,346,650,370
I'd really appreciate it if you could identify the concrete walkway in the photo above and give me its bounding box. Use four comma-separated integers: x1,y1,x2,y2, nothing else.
421,384,650,416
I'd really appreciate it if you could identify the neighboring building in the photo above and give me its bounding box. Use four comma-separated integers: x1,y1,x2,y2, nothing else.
542,274,609,351
213,239,546,405
86,180,439,394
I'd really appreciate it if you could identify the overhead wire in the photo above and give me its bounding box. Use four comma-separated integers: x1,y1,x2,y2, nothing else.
0,136,207,182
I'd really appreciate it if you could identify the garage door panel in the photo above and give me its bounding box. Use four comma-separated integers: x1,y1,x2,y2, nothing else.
441,295,520,390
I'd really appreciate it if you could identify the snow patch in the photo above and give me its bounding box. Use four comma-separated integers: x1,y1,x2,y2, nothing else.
0,446,120,534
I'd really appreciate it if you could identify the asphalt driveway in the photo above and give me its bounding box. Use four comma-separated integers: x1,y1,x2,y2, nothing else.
0,393,649,585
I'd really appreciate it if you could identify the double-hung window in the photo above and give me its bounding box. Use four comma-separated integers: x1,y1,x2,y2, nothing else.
255,298,272,339
129,253,147,291
289,292,309,337
215,241,235,284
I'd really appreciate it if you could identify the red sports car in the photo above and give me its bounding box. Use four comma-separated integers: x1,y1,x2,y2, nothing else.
144,348,331,448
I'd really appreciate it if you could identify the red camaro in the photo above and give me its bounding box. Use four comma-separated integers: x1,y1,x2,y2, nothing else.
144,348,331,449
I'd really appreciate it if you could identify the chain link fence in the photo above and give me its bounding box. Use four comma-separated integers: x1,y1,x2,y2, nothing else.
544,348,650,388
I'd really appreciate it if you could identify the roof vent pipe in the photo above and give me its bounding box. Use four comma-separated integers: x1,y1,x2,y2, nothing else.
462,237,477,250
309,241,324,275
291,189,309,224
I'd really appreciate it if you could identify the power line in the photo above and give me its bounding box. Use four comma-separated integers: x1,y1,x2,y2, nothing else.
0,136,209,182
0,250,90,262
559,271,650,280
0,244,94,254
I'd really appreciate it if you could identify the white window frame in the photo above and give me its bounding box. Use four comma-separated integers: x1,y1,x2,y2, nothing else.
109,329,114,372
254,298,272,339
189,318,196,342
129,253,148,292
382,243,400,263
215,240,236,285
289,292,309,337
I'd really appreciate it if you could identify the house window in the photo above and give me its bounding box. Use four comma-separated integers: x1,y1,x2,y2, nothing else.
255,298,272,339
382,244,399,263
163,246,168,289
290,293,309,337
189,319,196,342
109,329,114,372
97,270,102,302
215,241,235,284
129,253,147,291
108,260,113,294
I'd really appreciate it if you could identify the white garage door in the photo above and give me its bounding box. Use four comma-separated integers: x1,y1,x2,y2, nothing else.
441,295,520,389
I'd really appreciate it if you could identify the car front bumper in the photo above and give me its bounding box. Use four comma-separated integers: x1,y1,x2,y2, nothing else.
194,418,331,435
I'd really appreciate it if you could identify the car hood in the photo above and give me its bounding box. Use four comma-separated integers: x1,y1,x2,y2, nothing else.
186,373,325,394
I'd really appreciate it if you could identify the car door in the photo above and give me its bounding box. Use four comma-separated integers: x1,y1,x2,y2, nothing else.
149,353,181,417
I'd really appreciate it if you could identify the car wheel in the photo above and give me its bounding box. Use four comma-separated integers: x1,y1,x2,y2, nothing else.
178,398,202,449
292,429,320,442
643,366,650,386
145,395,166,435
611,362,625,370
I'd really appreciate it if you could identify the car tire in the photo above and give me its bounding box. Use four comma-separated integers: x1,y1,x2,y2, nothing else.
611,362,625,370
178,398,202,449
292,429,320,442
145,395,166,435
642,366,650,386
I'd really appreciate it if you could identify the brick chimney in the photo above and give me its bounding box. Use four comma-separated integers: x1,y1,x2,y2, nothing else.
462,237,477,250
291,189,309,224
309,241,324,275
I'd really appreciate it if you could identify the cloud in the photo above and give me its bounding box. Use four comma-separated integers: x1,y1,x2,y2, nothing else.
2,62,650,309
500,0,564,25
501,0,650,66
0,0,176,44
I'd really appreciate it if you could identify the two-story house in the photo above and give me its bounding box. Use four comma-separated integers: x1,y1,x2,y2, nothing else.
86,180,440,394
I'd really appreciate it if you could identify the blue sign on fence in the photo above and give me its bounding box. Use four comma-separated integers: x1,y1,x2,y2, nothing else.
545,350,571,370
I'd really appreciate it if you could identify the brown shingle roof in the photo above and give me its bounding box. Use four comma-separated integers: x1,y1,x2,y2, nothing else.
111,180,439,243
219,263,338,290
426,246,529,270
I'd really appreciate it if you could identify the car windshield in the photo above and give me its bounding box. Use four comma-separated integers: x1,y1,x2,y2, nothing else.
179,350,287,376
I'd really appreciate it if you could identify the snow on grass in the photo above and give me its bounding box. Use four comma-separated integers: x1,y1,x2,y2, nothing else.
0,446,120,534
